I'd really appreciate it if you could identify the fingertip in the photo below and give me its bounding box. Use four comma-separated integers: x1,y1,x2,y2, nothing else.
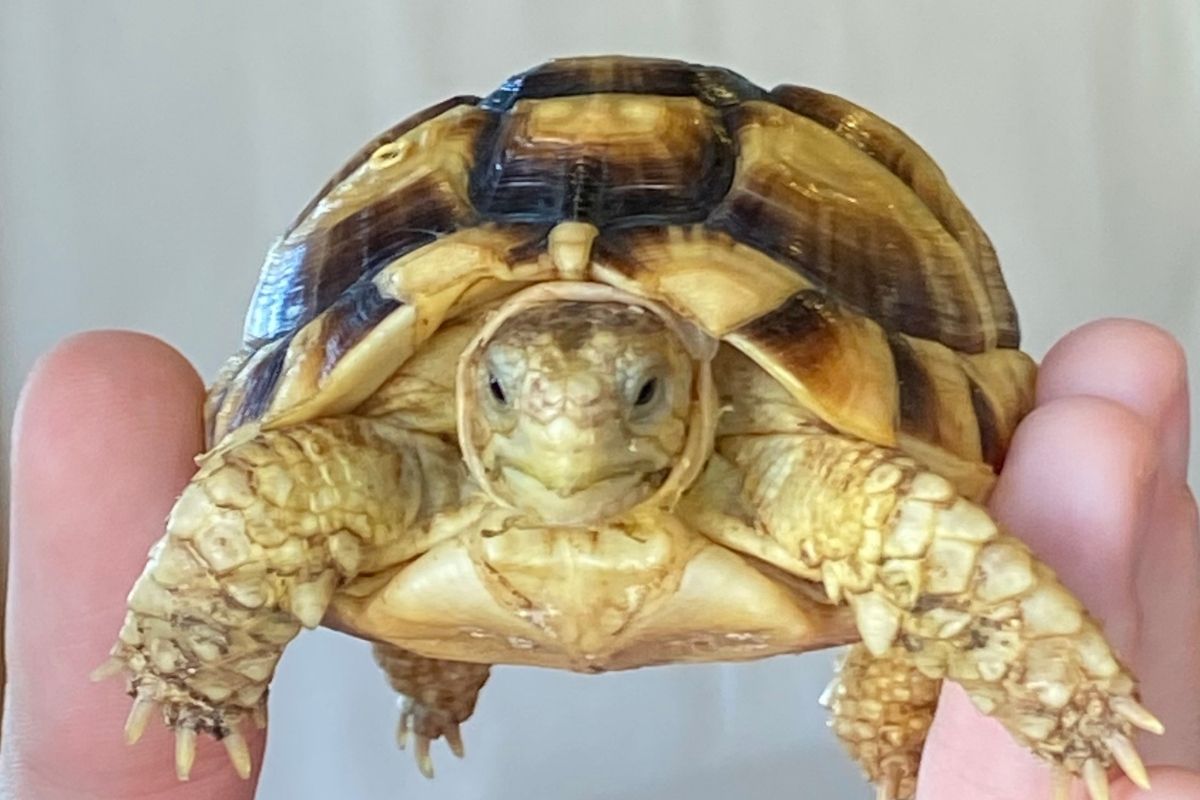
1039,319,1189,481
1110,766,1200,799
1040,319,1188,407
17,330,204,429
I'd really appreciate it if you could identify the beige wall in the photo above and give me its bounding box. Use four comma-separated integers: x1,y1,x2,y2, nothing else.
2,2,1198,798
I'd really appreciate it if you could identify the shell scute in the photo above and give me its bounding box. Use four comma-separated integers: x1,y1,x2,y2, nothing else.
243,104,490,346
711,100,993,353
469,94,734,227
728,290,900,447
771,84,1018,349
212,56,1032,473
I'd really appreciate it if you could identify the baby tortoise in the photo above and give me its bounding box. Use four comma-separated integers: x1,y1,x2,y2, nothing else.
96,56,1161,800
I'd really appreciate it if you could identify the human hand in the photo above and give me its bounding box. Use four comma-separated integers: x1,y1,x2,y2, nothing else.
918,319,1200,799
3,322,1199,799
2,332,262,799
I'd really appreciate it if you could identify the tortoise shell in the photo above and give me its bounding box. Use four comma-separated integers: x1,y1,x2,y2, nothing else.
205,55,1034,493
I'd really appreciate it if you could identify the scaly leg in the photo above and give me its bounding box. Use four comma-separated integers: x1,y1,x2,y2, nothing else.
95,418,460,780
824,643,940,800
701,429,1161,800
373,643,490,778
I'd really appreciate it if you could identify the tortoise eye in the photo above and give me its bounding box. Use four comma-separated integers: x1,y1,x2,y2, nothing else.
488,373,508,405
634,378,658,407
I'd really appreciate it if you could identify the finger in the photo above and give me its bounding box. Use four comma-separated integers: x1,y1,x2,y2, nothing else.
919,395,1158,798
1039,319,1200,766
1,331,263,798
989,396,1155,648
1038,319,1189,483
1109,767,1200,799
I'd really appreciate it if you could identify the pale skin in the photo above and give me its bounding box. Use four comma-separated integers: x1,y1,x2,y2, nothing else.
3,320,1199,799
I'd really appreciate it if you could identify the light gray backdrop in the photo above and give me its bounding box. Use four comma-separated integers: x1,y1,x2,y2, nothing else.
2,2,1198,799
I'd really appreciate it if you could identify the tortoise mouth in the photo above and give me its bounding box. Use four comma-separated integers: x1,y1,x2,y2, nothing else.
497,465,672,525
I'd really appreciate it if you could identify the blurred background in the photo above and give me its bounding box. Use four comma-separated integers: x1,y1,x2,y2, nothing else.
2,2,1198,798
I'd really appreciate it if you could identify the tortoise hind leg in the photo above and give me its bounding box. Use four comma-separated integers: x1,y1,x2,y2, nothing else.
373,643,491,778
825,643,940,800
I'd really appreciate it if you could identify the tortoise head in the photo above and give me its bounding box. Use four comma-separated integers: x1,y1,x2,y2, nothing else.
457,282,718,525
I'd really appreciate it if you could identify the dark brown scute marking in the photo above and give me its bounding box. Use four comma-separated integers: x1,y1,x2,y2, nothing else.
243,174,472,346
284,95,479,238
707,168,981,351
969,377,1004,469
228,336,291,432
737,290,839,363
318,281,403,378
503,224,557,264
886,335,940,443
203,348,255,444
480,56,767,112
771,84,1020,349
591,225,750,285
203,382,230,445
589,227,652,279
468,102,735,228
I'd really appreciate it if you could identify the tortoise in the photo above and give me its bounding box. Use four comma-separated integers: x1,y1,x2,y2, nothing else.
96,55,1161,800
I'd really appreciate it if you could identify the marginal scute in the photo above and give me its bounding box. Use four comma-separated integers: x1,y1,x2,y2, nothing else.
889,335,984,464
959,348,1038,469
260,226,553,430
728,291,900,447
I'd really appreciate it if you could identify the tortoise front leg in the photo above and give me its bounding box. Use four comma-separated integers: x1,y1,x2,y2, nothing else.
824,643,940,800
373,643,490,778
691,429,1161,800
95,418,456,780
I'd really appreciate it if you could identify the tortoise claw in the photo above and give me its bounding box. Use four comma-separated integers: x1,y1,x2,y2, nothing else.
874,763,903,800
252,705,269,730
124,697,156,745
1112,697,1164,735
416,736,435,779
1106,733,1150,790
90,655,125,682
119,688,259,781
445,723,465,759
1053,769,1071,800
175,728,197,781
1081,758,1110,800
394,696,466,778
223,731,253,779
1061,744,1153,800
